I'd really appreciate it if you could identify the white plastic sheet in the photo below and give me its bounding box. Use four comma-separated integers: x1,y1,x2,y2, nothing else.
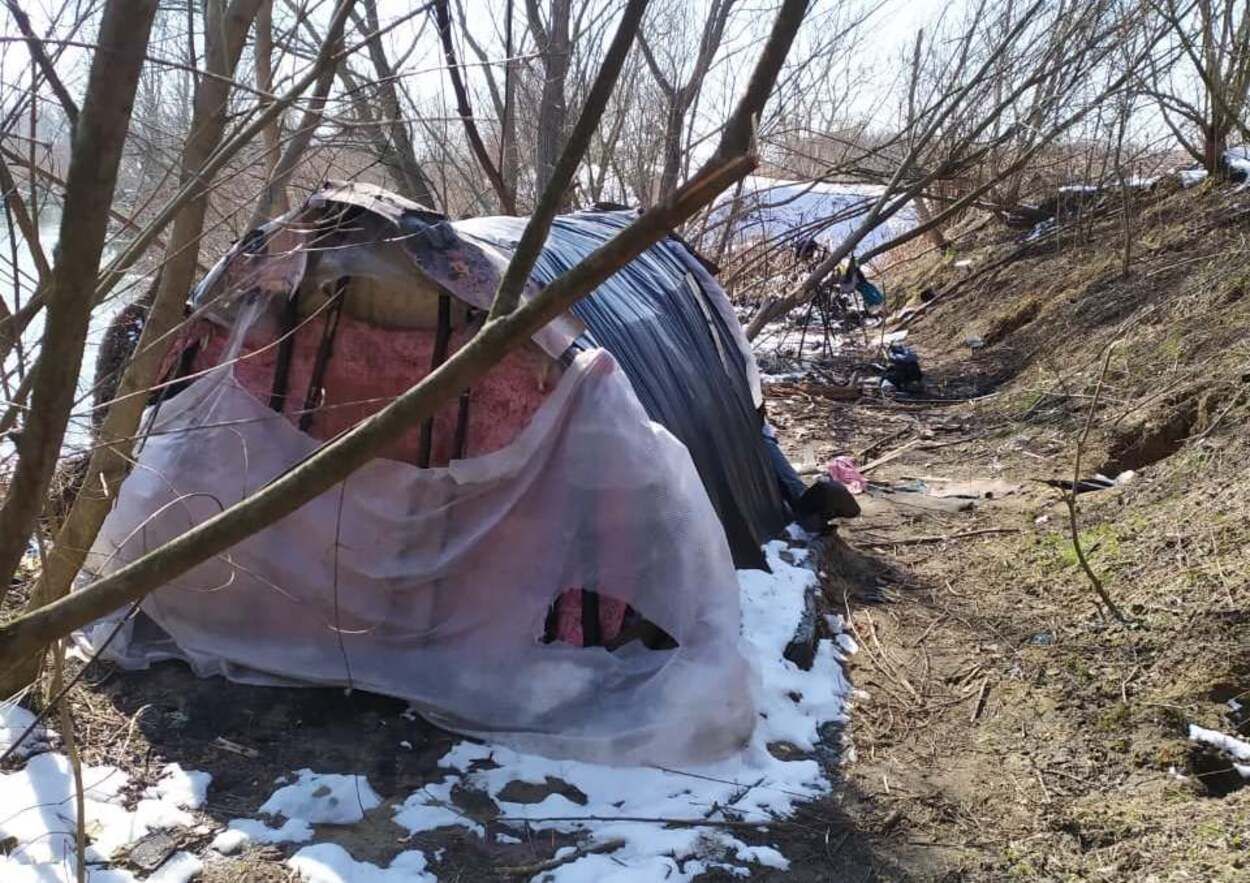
79,350,757,765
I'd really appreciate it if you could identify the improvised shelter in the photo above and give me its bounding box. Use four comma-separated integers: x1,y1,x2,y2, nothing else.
79,182,794,765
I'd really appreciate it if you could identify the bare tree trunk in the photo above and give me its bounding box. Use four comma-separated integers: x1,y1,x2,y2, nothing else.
353,0,438,207
638,0,737,199
254,0,287,215
527,0,572,200
502,0,520,206
250,5,348,226
435,0,517,213
0,0,267,695
0,0,159,602
0,0,813,679
911,195,949,250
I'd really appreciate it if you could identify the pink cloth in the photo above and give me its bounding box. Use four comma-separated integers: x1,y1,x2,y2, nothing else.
827,455,868,494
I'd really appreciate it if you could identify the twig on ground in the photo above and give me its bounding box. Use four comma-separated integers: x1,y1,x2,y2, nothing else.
861,441,920,472
498,837,625,876
50,640,86,883
861,528,1021,547
970,678,989,722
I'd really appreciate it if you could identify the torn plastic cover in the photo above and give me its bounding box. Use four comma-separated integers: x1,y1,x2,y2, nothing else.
79,349,757,766
189,193,583,360
455,211,787,569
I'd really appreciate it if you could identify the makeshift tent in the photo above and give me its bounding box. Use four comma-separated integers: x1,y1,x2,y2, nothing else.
78,182,791,765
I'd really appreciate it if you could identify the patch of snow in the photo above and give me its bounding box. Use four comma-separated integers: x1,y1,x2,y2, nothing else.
0,701,53,760
496,832,523,844
0,748,209,883
260,770,381,825
1189,724,1250,762
1178,168,1208,188
393,778,485,837
287,843,435,883
1023,218,1056,242
221,815,314,845
145,851,202,883
147,764,211,810
209,827,251,854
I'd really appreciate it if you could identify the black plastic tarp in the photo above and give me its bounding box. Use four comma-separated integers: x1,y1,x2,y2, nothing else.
458,210,787,569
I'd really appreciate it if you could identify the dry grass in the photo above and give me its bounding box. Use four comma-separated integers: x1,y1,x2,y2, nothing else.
760,180,1250,880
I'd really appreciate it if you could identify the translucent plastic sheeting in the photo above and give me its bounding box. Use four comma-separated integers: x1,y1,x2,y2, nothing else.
79,349,757,765
456,211,787,569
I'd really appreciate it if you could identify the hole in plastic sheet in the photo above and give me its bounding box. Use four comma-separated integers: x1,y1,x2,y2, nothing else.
540,589,677,651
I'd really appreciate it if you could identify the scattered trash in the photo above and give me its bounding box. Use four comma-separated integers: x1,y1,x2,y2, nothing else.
1027,632,1055,646
794,475,860,532
212,736,260,759
965,335,986,350
826,456,869,494
881,343,923,391
1038,470,1136,494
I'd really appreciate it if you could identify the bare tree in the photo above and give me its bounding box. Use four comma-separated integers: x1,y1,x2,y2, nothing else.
744,0,1159,340
526,0,573,198
0,0,160,601
638,0,738,199
1148,0,1250,175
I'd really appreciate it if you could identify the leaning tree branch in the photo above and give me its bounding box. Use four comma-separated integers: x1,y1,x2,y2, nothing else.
4,0,80,130
488,0,650,319
433,0,517,214
0,0,270,697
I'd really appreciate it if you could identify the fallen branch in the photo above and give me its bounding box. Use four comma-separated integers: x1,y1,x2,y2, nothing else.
860,528,1022,547
493,815,781,830
498,838,625,877
861,441,919,472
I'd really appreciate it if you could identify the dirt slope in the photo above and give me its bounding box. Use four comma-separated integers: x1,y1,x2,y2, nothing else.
769,179,1250,880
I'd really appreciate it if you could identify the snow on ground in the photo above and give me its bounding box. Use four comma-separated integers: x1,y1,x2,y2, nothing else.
0,539,852,882
1189,724,1250,779
0,751,210,883
1178,168,1209,188
1,699,55,760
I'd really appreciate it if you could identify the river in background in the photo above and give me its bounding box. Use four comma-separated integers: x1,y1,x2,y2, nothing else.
1,209,138,455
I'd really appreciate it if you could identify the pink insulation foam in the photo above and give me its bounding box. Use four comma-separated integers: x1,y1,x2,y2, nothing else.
179,313,553,466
